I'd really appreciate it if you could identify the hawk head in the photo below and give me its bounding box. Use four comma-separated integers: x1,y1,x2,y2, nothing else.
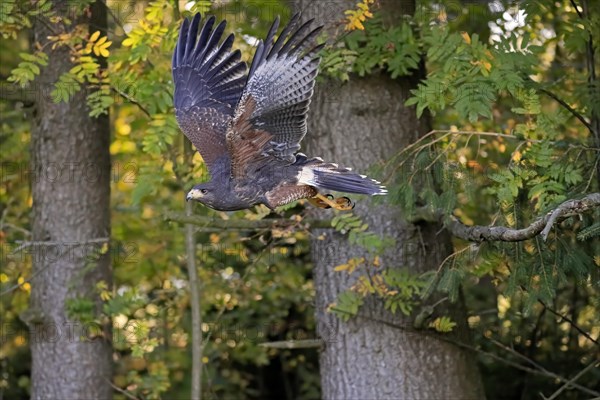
186,183,218,207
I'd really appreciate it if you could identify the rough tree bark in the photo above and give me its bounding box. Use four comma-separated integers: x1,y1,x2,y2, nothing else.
23,1,113,398
295,0,485,398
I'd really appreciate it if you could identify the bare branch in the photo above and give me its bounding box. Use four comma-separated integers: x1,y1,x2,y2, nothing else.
260,339,323,349
544,361,599,400
164,212,330,230
539,300,599,346
111,87,151,118
539,88,593,133
444,193,600,243
106,379,141,400
1,238,110,296
0,83,36,104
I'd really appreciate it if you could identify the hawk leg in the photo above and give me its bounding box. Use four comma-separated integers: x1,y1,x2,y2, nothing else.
308,194,333,209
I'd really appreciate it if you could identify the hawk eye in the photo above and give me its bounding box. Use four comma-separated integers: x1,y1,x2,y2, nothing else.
200,189,208,194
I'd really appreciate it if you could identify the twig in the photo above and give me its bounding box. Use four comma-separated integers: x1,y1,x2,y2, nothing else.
106,379,141,400
538,300,599,346
489,338,548,372
569,0,584,18
111,87,151,118
487,338,599,397
0,223,32,237
544,361,599,400
539,88,593,133
100,0,125,32
0,238,110,296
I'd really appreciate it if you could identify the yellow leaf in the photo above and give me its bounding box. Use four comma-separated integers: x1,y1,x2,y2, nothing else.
89,30,101,42
460,31,471,44
373,256,380,267
512,150,522,162
95,36,107,46
334,264,349,272
122,37,134,47
99,48,109,57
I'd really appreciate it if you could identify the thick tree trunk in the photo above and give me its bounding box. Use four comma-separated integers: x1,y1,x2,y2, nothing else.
295,1,485,398
24,1,113,398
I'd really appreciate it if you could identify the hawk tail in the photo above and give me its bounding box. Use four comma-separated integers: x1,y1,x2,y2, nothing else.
297,160,387,196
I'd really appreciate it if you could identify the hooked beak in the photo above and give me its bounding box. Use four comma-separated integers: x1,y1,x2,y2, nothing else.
186,188,201,202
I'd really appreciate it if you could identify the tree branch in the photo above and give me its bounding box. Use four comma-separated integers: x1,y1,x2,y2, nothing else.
543,360,599,400
259,339,323,349
164,212,330,230
538,88,594,133
0,82,36,104
443,193,600,242
538,300,599,346
110,87,151,117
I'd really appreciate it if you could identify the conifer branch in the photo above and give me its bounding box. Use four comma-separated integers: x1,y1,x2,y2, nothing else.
443,193,600,242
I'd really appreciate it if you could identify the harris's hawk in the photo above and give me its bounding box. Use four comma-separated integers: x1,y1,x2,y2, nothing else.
172,13,386,211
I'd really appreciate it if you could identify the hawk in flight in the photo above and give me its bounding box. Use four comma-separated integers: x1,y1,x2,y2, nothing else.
172,13,386,211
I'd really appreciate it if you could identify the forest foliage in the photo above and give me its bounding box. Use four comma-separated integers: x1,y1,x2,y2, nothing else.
1,0,599,399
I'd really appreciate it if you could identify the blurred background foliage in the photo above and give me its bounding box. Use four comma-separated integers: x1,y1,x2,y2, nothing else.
1,0,599,399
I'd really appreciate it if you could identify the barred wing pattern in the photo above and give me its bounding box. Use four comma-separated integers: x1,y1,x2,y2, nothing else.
172,14,247,173
232,13,324,163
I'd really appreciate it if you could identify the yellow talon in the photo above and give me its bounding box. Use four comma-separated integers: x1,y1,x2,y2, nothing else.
310,193,354,211
308,194,331,209
335,196,355,210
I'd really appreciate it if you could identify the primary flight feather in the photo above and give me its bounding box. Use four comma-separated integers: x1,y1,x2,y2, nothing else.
172,13,386,211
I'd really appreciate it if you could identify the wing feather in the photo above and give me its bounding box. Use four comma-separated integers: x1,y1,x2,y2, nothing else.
172,14,247,174
226,95,273,180
233,13,324,162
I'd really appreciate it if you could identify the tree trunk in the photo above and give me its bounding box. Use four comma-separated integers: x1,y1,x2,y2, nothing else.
295,1,485,398
24,1,113,398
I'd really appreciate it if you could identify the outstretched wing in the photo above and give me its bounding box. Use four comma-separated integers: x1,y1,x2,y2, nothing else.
229,13,324,170
172,14,247,174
